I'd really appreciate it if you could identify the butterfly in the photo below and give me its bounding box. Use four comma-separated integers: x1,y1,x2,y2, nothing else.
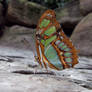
35,9,78,70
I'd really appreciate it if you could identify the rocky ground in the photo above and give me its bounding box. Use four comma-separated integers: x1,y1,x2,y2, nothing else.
0,28,92,92
0,44,92,92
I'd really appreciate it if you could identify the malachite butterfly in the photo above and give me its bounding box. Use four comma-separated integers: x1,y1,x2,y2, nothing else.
35,9,78,70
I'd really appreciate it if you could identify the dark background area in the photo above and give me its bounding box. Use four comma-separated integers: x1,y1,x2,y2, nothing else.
28,0,73,9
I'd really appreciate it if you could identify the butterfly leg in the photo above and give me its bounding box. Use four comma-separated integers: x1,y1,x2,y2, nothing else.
34,55,39,62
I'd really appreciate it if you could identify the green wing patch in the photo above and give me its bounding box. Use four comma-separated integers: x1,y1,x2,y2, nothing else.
41,36,56,47
40,19,50,28
44,45,63,69
44,26,56,36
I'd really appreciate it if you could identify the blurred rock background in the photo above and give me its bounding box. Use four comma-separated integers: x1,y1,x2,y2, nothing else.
0,0,92,92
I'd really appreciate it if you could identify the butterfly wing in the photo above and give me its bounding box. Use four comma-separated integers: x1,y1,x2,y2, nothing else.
36,10,78,70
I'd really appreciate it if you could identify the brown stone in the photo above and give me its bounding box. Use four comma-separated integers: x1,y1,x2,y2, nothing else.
6,0,47,27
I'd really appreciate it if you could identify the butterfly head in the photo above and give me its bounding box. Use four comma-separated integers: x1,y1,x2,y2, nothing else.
41,9,56,19
37,10,56,29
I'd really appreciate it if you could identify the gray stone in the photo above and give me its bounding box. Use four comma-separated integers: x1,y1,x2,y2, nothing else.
0,72,90,92
0,47,91,92
57,57,92,90
71,13,92,57
0,25,36,52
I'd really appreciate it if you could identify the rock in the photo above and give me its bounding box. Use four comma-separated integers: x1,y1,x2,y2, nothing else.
0,25,36,52
80,0,92,15
71,13,92,57
56,0,83,29
0,25,91,91
0,47,91,92
0,72,90,92
0,29,92,91
0,46,91,92
6,0,47,27
58,57,92,90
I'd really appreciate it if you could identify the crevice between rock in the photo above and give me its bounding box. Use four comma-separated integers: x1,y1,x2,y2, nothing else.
12,70,55,75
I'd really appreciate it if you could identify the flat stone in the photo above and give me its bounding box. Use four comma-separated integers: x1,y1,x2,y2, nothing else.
0,72,90,92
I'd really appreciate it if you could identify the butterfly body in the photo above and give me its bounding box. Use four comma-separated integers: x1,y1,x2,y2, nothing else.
36,10,78,70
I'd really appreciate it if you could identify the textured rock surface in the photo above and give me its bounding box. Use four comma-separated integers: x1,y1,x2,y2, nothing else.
0,72,90,92
0,46,92,92
6,0,47,27
56,1,83,29
71,13,92,57
58,57,92,90
80,0,92,15
0,26,92,91
0,25,36,51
